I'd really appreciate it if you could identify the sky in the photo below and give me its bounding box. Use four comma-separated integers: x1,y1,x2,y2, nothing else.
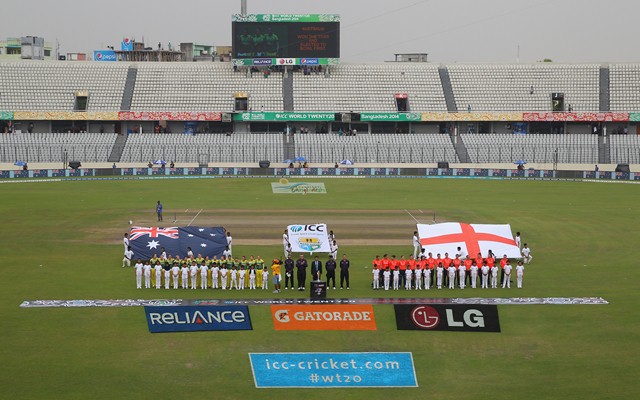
2,0,639,63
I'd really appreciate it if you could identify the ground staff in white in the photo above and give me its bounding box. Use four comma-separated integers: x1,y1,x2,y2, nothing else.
516,261,525,288
412,231,420,259
521,244,532,264
134,261,143,289
502,262,512,288
282,230,290,258
122,246,133,267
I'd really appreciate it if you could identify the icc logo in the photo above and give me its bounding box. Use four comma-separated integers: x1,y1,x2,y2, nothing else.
411,305,440,329
275,309,290,323
291,225,303,233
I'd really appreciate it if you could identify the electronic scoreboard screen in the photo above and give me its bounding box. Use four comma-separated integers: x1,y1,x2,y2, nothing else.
232,14,340,65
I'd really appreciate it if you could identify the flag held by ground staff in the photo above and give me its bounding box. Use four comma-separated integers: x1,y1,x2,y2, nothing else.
417,223,520,258
129,226,227,260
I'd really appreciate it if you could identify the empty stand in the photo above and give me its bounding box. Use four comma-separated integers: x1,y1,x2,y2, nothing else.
0,132,118,162
609,64,640,111
130,63,283,112
609,135,640,164
461,134,599,164
293,63,447,112
448,64,600,112
0,61,128,111
294,133,458,163
120,133,284,163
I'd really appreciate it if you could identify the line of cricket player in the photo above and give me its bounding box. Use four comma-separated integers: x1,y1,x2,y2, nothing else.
133,255,276,290
372,250,529,291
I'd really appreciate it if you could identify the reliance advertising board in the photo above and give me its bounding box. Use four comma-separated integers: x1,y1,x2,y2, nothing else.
144,305,252,333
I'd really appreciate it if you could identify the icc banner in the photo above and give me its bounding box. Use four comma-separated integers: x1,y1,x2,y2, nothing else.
287,224,331,253
144,305,253,333
394,304,501,332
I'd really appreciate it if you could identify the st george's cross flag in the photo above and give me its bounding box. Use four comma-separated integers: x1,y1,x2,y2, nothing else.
128,226,228,260
417,223,521,259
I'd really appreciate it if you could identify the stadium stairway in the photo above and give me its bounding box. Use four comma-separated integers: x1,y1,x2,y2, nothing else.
283,69,294,111
120,64,138,111
283,132,295,161
599,64,610,112
108,133,129,163
438,66,458,112
451,133,471,163
598,135,611,164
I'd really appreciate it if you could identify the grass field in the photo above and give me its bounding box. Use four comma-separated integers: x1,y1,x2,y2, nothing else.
1,177,638,400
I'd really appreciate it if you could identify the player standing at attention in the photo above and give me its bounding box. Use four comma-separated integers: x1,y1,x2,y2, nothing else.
154,261,163,289
412,231,420,259
372,264,380,290
516,261,525,288
200,262,209,289
143,261,152,289
255,256,265,288
156,201,163,222
480,261,490,289
502,261,513,288
163,262,170,289
134,259,143,289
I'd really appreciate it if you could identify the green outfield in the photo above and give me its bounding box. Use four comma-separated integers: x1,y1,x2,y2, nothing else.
1,177,638,400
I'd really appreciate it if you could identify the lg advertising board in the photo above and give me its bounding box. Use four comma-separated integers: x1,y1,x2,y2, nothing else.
394,304,501,332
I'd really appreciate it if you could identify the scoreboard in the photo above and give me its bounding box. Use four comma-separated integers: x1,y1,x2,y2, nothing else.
232,14,340,66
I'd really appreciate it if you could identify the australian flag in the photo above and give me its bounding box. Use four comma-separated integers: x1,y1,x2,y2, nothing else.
128,226,227,260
